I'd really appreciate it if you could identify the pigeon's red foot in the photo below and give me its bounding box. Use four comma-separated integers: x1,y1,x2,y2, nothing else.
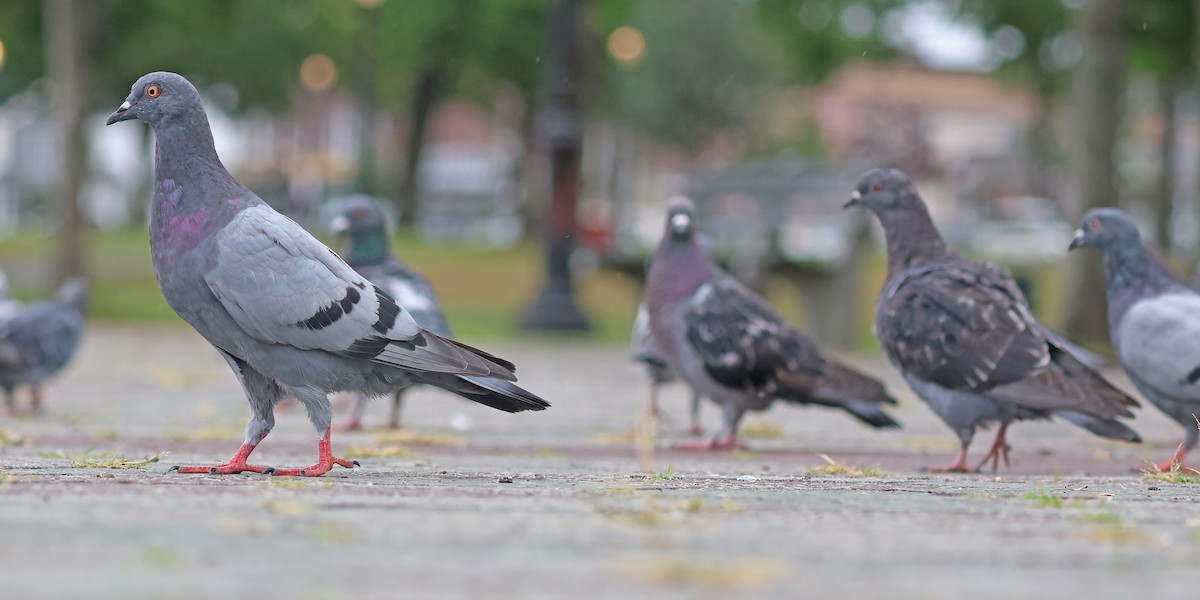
975,423,1011,473
1151,446,1196,474
169,443,270,475
927,447,971,473
673,436,743,451
269,427,359,477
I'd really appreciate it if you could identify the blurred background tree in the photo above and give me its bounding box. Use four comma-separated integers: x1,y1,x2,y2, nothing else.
0,0,1197,345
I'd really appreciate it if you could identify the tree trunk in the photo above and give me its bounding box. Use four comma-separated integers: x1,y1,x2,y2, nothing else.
1064,0,1128,344
46,0,105,286
1153,79,1177,252
395,69,443,229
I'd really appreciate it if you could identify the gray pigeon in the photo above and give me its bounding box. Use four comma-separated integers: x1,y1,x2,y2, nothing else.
846,168,1140,472
631,302,703,434
0,278,87,416
1069,207,1200,471
331,196,452,431
644,197,899,450
106,72,547,476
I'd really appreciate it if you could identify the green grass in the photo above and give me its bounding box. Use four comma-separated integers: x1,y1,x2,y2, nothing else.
0,228,1076,346
0,227,641,342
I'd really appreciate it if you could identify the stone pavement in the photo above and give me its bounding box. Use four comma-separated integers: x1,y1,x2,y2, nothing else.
0,323,1196,599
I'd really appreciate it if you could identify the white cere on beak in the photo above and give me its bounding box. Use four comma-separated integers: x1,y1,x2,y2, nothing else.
1072,229,1084,244
330,215,350,233
849,190,862,201
670,213,691,234
119,100,132,111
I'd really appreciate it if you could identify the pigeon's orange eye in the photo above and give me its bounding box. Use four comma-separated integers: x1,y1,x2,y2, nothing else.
1089,218,1101,231
871,182,883,193
145,84,161,98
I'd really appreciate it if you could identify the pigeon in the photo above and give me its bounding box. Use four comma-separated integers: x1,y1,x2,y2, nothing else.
644,197,899,450
631,302,703,434
0,270,23,322
846,168,1140,472
106,72,548,476
1069,207,1200,471
0,278,87,416
330,196,453,431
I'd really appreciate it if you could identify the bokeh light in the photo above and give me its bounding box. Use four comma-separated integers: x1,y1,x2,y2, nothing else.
607,26,645,67
299,53,338,93
0,38,6,72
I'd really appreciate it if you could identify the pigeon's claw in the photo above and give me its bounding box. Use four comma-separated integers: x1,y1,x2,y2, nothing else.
269,427,359,477
974,423,1012,473
169,443,271,475
927,445,972,473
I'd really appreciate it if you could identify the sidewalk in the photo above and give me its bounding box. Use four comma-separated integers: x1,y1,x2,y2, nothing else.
0,323,1195,599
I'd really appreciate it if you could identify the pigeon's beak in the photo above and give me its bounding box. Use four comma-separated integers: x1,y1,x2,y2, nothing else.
105,100,133,126
1068,228,1085,251
330,215,350,235
843,190,862,209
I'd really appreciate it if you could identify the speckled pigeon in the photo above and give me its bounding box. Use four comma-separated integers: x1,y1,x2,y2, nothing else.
846,168,1140,472
331,196,453,431
1069,207,1200,471
106,72,548,476
0,278,87,416
631,302,703,434
644,197,899,450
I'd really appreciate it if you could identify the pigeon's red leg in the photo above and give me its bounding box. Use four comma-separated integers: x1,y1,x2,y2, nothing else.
1153,444,1192,473
386,391,404,430
335,395,368,432
29,386,43,415
688,393,704,436
270,427,359,477
929,442,971,473
673,434,743,451
974,423,1011,473
170,442,271,475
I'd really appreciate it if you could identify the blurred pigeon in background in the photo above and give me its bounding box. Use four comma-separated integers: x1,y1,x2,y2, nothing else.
331,196,453,431
0,278,87,416
106,71,547,476
644,197,899,450
847,168,1140,472
0,270,23,322
1069,207,1200,471
631,302,703,434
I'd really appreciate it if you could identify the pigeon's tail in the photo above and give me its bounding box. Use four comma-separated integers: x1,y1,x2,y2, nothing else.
840,399,902,429
436,374,550,413
1055,410,1142,443
782,361,901,429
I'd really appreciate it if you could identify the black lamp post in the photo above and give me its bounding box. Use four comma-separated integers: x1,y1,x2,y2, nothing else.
519,0,591,331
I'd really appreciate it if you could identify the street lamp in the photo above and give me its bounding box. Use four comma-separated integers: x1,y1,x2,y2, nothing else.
519,0,591,332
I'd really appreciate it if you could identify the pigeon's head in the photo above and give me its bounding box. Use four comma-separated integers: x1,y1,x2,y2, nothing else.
331,196,389,237
844,168,920,215
55,277,88,313
663,196,698,241
1069,207,1141,253
105,72,204,128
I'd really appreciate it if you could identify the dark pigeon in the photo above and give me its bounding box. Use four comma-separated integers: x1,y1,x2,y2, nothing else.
631,302,703,434
644,197,899,450
331,196,453,431
846,168,1140,472
1069,207,1200,471
106,72,547,476
0,278,87,416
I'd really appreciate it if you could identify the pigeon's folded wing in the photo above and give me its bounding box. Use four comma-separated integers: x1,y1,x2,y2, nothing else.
877,263,1048,391
683,276,826,393
1116,292,1200,403
206,206,510,379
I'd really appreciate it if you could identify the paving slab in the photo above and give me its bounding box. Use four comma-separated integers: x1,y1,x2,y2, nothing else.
0,323,1196,599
